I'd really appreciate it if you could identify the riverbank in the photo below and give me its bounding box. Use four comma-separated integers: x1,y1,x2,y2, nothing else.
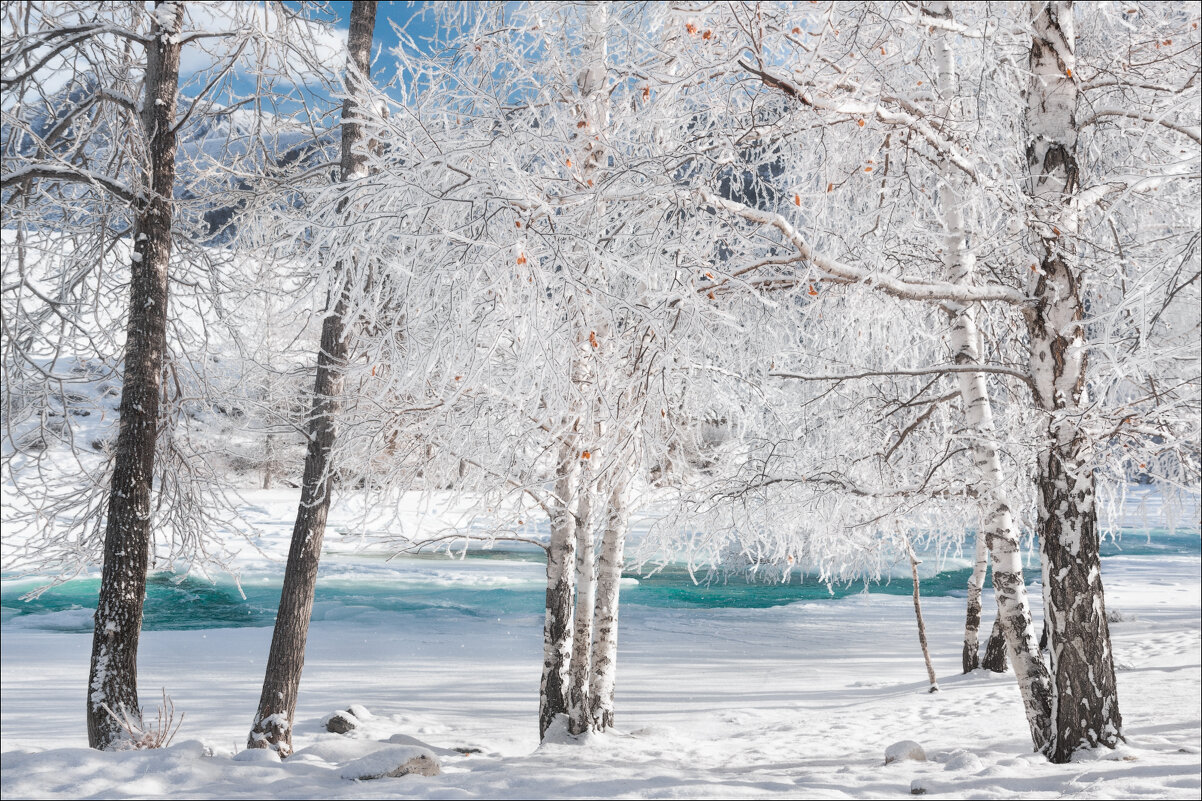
2,548,1198,798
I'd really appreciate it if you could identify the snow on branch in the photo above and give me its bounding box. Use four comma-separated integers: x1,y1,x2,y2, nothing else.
697,189,1028,305
1,165,137,205
769,364,1034,390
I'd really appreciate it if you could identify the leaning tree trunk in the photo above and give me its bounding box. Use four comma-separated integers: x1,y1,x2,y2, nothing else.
86,0,183,750
1023,0,1122,763
539,436,582,740
905,538,940,693
246,0,377,755
929,0,1053,754
567,466,597,735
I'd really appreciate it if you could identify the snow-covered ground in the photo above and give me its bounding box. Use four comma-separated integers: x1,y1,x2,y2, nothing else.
2,492,1199,799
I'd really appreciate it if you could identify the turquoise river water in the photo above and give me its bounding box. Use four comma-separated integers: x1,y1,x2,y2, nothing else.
3,531,1197,633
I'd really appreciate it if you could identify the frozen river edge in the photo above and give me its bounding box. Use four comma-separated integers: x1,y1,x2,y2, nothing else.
2,552,1199,799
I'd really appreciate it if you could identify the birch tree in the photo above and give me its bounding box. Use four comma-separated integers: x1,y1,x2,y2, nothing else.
344,0,710,739
655,0,1198,761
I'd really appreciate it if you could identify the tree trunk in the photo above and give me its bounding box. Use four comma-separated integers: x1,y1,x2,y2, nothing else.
906,540,939,693
930,0,1053,752
589,465,633,731
962,527,988,672
548,4,606,735
567,467,596,735
1024,0,1122,763
539,437,581,740
981,616,1009,673
246,0,376,755
86,0,182,751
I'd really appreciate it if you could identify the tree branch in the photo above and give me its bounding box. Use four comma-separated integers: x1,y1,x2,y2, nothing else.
1,164,136,205
698,189,1028,305
769,364,1033,387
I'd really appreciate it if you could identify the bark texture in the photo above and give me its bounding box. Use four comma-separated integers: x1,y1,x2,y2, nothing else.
1023,0,1122,763
86,0,182,750
982,616,1009,673
246,0,376,755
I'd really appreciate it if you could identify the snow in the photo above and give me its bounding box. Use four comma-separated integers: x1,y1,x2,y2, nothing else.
885,740,927,764
338,746,439,780
2,508,1199,799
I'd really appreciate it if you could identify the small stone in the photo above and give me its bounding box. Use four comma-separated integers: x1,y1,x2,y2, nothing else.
323,710,359,734
910,779,927,795
886,740,927,765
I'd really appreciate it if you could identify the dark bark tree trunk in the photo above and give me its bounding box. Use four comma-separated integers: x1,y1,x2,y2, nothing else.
246,0,376,755
1024,1,1122,763
981,616,1008,673
86,0,183,751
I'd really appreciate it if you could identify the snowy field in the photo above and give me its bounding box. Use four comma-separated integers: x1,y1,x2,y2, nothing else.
2,491,1200,799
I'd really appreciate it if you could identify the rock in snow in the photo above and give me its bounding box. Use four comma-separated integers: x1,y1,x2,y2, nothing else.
885,740,927,765
339,745,440,780
323,710,359,734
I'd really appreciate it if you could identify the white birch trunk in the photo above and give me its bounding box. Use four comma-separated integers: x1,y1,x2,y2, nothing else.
538,435,581,740
962,526,988,672
1023,0,1121,763
930,1,1053,752
567,463,596,735
588,462,633,731
552,1,608,739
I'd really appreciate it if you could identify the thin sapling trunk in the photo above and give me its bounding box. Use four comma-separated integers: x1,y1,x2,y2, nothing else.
905,538,939,693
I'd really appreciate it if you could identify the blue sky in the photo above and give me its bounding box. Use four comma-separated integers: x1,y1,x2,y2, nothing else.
312,1,443,104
